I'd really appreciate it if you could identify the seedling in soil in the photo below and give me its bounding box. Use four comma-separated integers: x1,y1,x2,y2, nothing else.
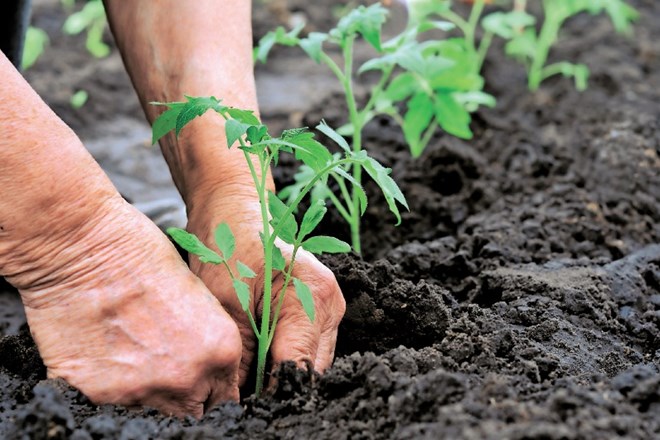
481,0,638,90
151,96,407,395
256,2,493,252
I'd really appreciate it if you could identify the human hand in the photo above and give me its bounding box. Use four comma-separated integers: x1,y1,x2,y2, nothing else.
14,197,242,418
186,184,346,387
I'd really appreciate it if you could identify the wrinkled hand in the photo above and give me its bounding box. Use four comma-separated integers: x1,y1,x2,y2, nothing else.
18,198,242,418
187,185,346,386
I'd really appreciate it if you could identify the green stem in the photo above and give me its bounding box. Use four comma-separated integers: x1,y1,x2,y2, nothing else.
221,260,260,338
266,245,300,347
239,144,272,397
327,190,352,223
333,173,354,216
466,0,486,51
440,10,470,36
341,37,364,255
476,31,493,73
529,5,565,90
360,64,395,119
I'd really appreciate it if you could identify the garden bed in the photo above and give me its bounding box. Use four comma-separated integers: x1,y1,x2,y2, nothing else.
1,0,659,438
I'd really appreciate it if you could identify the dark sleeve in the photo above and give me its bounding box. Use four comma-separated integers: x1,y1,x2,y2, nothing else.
0,0,32,68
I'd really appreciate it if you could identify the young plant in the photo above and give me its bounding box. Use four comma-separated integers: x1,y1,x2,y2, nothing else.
256,2,493,252
151,96,407,395
483,0,638,90
63,0,110,58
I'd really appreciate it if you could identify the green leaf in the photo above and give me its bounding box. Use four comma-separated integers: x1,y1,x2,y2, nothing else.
453,91,497,113
482,11,536,39
333,4,388,51
384,72,418,102
232,279,251,312
167,227,223,264
268,192,298,244
403,92,435,157
227,108,261,125
302,236,351,254
246,125,268,144
21,26,49,70
293,278,315,322
225,119,250,147
407,0,451,25
505,29,537,61
214,223,235,260
283,129,333,171
362,157,408,225
316,121,351,153
237,261,257,279
300,200,327,239
175,96,224,136
255,24,304,63
299,32,328,63
152,105,184,145
70,90,89,109
272,245,286,271
434,93,473,140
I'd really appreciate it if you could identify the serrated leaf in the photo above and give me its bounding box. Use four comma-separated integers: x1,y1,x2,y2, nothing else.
362,157,408,225
225,119,250,147
316,121,351,153
237,261,257,279
227,108,261,125
167,227,223,264
293,278,315,322
334,4,388,51
272,245,286,271
268,192,298,244
174,96,224,136
255,24,304,63
246,125,268,144
302,236,351,254
214,223,235,260
283,129,333,172
232,279,251,312
152,105,184,144
300,32,328,63
300,200,327,239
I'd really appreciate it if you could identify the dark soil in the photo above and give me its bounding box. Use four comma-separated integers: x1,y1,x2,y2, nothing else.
2,0,659,438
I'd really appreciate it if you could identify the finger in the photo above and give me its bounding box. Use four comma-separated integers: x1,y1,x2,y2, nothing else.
314,323,339,373
269,296,321,370
204,370,241,413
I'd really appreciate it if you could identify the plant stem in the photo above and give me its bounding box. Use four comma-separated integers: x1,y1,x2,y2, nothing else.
476,31,493,73
341,36,364,255
238,144,272,397
466,0,486,51
266,246,300,347
529,4,564,90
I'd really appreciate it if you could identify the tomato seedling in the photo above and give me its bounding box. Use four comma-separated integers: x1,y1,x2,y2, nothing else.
481,0,637,90
257,2,493,252
151,96,407,395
